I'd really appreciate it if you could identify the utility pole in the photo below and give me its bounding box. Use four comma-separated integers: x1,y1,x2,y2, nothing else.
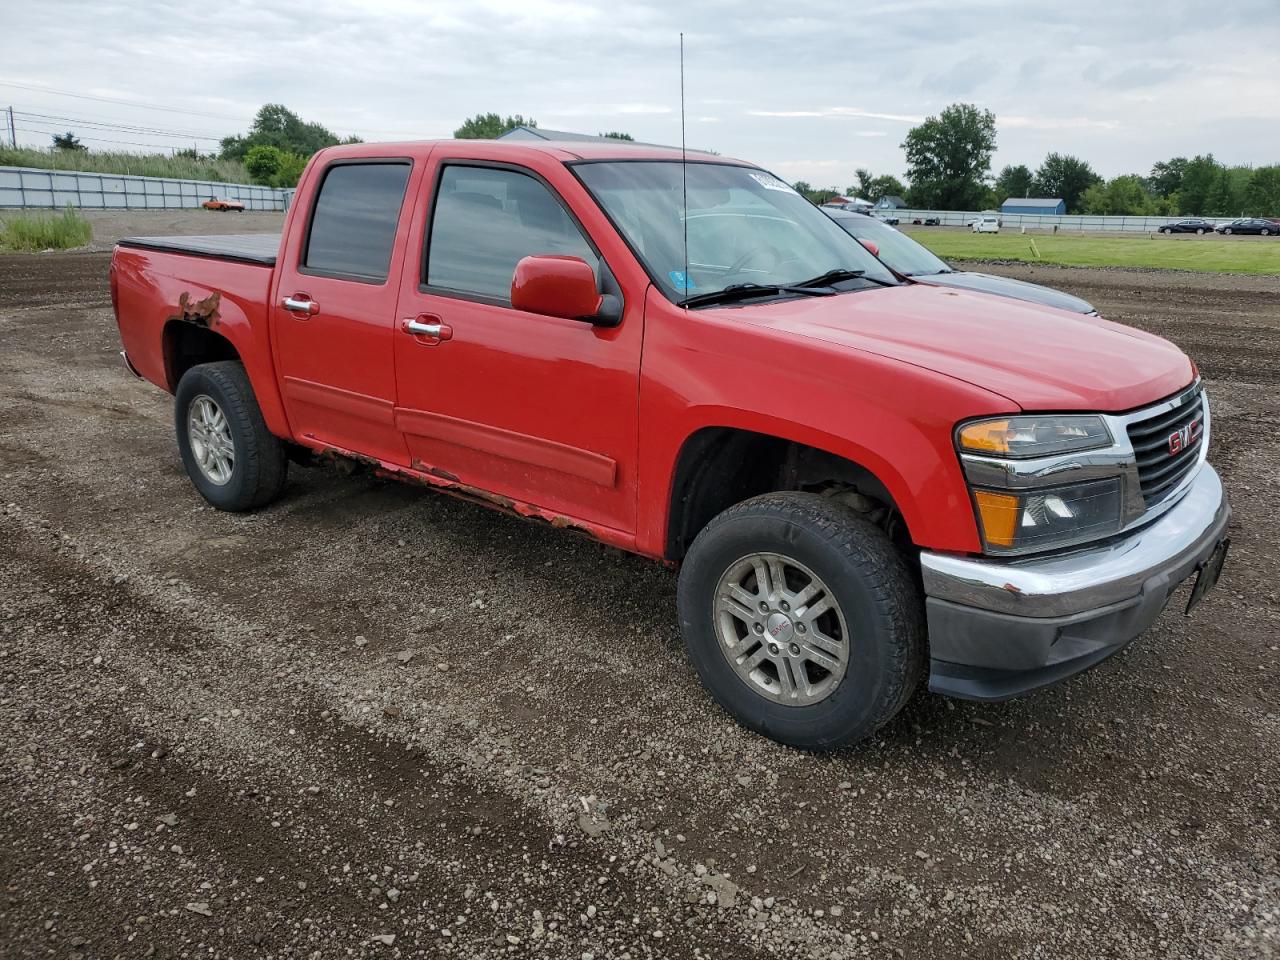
6,106,15,149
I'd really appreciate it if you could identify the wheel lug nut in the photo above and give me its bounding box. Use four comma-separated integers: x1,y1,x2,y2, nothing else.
759,601,770,613
796,623,807,634
780,601,790,612
753,623,764,634
768,643,779,655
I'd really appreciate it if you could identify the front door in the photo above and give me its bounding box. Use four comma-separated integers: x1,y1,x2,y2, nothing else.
272,157,422,464
392,156,642,537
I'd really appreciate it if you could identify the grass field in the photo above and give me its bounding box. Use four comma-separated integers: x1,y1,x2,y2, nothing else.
0,147,251,184
0,207,93,252
904,229,1280,276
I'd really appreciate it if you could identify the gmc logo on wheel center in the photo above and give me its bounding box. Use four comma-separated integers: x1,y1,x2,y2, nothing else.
1168,417,1203,455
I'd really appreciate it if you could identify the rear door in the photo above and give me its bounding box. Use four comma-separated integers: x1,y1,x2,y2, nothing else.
271,155,424,464
390,150,643,537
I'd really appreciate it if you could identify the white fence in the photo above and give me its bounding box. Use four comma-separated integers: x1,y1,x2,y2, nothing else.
0,166,288,211
890,208,1238,233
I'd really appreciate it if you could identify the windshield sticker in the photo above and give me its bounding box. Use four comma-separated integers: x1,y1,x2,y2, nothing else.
748,172,797,194
668,270,696,291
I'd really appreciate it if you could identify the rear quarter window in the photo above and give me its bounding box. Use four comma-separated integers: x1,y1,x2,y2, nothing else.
303,162,411,282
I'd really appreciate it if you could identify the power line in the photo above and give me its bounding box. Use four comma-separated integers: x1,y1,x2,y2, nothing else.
0,80,250,122
14,110,223,141
12,126,213,151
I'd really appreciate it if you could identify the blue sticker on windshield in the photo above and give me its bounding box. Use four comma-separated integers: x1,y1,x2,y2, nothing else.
669,270,695,291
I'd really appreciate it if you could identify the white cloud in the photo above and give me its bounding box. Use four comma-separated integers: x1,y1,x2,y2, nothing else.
0,0,1276,183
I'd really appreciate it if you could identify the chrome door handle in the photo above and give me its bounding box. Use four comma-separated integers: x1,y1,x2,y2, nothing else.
282,296,319,315
402,318,453,341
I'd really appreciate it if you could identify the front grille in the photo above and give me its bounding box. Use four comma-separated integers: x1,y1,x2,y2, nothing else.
1126,388,1205,506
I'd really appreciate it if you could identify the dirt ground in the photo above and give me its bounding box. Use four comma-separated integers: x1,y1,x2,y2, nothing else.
0,235,1277,959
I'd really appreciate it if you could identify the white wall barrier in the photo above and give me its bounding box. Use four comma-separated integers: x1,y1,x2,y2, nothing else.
0,166,288,211
888,208,1242,233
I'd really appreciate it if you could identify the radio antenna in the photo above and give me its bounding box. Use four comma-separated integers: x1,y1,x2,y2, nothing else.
680,32,689,308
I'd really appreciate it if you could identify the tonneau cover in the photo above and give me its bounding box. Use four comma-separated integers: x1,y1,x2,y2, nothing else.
117,234,279,266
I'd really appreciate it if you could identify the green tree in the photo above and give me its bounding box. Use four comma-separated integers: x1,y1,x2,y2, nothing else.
1081,175,1155,216
453,113,536,139
1032,153,1101,213
1246,166,1280,217
901,103,997,210
994,164,1034,202
271,152,309,188
220,104,350,161
52,131,86,151
1147,157,1188,198
851,168,874,198
244,144,284,185
599,131,633,140
1176,155,1220,215
858,173,906,203
1203,167,1239,217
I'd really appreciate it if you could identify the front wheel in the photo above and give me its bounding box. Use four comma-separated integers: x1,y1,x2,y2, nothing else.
1222,228,1232,235
1262,228,1272,236
1160,227,1172,234
175,361,288,511
1196,228,1206,235
677,493,924,750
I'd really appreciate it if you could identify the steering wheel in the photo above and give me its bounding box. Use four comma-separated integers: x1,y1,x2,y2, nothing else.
722,245,784,280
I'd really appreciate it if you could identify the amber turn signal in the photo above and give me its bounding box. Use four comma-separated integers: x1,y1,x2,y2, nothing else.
972,490,1020,548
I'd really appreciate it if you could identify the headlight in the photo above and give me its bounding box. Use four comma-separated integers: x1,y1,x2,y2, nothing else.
958,415,1112,459
971,479,1124,555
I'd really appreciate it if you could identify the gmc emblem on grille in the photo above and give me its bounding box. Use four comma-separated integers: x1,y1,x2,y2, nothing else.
1168,417,1203,455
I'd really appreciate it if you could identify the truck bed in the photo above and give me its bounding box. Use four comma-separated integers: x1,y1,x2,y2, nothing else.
116,234,279,266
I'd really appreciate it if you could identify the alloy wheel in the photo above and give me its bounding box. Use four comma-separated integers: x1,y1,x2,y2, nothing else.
712,552,849,706
188,395,235,485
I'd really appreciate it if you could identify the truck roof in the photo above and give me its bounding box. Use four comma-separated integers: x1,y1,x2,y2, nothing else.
312,139,746,165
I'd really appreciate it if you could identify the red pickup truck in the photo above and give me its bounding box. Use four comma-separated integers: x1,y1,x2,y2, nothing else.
111,140,1230,748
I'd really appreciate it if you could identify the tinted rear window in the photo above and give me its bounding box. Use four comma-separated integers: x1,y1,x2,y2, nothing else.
304,163,411,281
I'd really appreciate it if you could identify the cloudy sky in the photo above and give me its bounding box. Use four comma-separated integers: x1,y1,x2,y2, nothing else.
3,0,1277,188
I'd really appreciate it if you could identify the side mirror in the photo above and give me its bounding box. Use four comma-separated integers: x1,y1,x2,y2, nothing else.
511,255,618,325
858,238,879,258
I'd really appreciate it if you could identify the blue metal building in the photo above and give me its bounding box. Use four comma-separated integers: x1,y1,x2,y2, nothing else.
1001,197,1066,215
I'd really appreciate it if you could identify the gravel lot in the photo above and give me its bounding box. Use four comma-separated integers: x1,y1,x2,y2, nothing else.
1,225,1277,958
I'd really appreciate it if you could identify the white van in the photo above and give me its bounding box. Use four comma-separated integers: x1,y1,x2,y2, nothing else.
971,216,1000,234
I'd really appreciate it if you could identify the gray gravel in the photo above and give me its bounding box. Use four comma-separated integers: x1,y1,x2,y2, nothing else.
0,241,1276,958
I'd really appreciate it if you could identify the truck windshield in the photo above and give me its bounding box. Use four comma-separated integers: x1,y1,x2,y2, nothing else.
573,161,897,304
828,215,951,277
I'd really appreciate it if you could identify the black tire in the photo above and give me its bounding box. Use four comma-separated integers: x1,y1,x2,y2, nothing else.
1196,228,1206,235
174,361,288,512
1223,228,1232,235
677,492,924,750
1160,227,1171,234
1262,228,1272,236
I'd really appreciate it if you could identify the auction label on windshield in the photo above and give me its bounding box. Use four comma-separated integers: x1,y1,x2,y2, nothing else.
748,172,797,193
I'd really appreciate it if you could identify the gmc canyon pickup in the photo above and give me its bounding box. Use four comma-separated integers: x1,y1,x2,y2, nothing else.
111,140,1230,748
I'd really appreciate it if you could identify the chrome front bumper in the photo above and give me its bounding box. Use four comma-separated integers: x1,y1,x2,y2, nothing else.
921,463,1230,700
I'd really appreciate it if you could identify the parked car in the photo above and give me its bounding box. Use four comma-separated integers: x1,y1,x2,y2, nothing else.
911,217,941,226
1158,219,1213,235
824,209,1097,314
202,197,246,212
1215,218,1276,236
111,139,1229,749
872,212,900,226
971,215,999,233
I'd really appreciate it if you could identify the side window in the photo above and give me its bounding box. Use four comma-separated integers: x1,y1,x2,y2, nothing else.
304,162,411,282
426,165,599,301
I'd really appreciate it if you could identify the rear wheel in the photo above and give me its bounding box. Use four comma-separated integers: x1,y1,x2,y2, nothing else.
1160,227,1172,234
175,361,288,511
1223,227,1233,235
1196,228,1206,235
677,492,924,750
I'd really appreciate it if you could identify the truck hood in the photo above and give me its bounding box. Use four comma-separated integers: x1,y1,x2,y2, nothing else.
912,270,1096,316
739,283,1194,411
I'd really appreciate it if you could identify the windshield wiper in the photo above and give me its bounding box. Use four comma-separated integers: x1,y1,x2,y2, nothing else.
789,268,866,288
679,281,834,309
